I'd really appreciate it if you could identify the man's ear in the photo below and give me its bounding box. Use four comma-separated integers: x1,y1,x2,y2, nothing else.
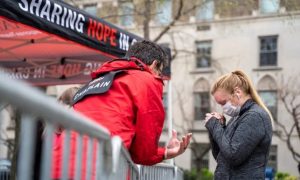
149,60,158,69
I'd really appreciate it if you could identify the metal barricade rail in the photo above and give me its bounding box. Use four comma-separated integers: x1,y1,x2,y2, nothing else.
140,163,183,180
0,74,183,180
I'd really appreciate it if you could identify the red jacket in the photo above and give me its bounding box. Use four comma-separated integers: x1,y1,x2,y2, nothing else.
52,58,166,179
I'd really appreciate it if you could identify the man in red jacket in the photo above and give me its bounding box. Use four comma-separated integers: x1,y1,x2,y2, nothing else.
75,40,191,162
52,40,192,179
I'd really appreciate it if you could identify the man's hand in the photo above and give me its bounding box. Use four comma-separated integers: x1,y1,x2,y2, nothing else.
165,130,192,159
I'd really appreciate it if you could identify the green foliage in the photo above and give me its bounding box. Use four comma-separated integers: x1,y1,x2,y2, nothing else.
275,171,298,180
184,168,213,180
184,168,198,180
201,168,214,180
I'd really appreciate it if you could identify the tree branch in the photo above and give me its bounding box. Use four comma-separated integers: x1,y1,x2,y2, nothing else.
153,0,184,42
143,0,151,40
277,77,300,163
286,124,300,162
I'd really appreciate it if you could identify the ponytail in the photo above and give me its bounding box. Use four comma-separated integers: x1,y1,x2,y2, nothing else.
212,70,274,127
232,70,274,127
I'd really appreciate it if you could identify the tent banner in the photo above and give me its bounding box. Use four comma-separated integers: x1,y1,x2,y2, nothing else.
0,0,142,57
0,60,102,85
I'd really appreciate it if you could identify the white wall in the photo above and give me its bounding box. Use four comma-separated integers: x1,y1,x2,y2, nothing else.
147,14,300,176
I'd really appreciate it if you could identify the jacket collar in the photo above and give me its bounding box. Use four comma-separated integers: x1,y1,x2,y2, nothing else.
91,57,163,83
239,99,255,116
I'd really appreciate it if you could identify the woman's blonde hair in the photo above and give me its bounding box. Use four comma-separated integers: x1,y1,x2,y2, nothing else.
211,70,274,125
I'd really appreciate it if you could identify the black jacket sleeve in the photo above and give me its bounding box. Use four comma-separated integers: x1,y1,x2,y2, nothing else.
205,112,266,167
209,131,220,160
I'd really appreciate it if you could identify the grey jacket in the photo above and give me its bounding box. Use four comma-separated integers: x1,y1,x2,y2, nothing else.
205,99,273,180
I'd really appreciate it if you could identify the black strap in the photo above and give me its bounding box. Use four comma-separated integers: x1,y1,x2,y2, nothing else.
72,70,124,105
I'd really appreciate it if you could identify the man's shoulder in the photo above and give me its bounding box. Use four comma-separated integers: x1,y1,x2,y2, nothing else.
124,69,157,82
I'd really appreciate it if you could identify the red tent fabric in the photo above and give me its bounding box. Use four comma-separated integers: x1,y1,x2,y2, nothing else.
0,0,141,85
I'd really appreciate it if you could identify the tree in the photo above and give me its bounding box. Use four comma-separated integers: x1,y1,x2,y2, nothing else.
276,76,300,173
0,104,14,158
0,104,20,180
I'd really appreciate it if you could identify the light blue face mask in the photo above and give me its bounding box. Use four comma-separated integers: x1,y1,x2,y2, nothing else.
222,101,240,117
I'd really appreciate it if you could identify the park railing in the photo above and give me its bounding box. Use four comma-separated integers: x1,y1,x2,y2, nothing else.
0,72,183,180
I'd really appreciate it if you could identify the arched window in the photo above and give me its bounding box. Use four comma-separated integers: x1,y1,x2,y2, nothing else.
194,78,210,120
257,76,278,171
257,75,277,120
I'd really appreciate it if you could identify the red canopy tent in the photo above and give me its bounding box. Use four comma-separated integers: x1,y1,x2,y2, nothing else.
0,0,142,86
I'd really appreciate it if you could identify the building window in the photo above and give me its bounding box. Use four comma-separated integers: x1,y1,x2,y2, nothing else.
259,36,278,66
191,143,210,170
194,78,210,121
156,0,172,25
259,90,277,120
119,1,134,27
267,145,277,170
163,92,168,118
83,4,97,16
163,92,168,129
158,141,166,147
194,92,210,120
260,0,280,14
196,0,215,21
196,41,212,68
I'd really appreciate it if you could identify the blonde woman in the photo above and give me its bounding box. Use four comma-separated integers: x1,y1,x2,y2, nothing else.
205,70,273,180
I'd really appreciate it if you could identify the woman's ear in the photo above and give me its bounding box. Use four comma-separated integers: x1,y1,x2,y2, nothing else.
234,87,240,93
234,87,242,97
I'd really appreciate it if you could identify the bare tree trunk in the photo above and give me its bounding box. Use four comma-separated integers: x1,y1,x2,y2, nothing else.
276,81,300,164
153,0,184,43
143,0,151,40
10,109,20,180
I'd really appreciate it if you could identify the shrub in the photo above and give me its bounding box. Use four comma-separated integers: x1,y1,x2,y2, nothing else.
184,168,213,180
275,171,298,180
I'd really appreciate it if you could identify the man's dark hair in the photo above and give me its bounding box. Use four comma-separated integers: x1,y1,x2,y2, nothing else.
125,40,168,69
